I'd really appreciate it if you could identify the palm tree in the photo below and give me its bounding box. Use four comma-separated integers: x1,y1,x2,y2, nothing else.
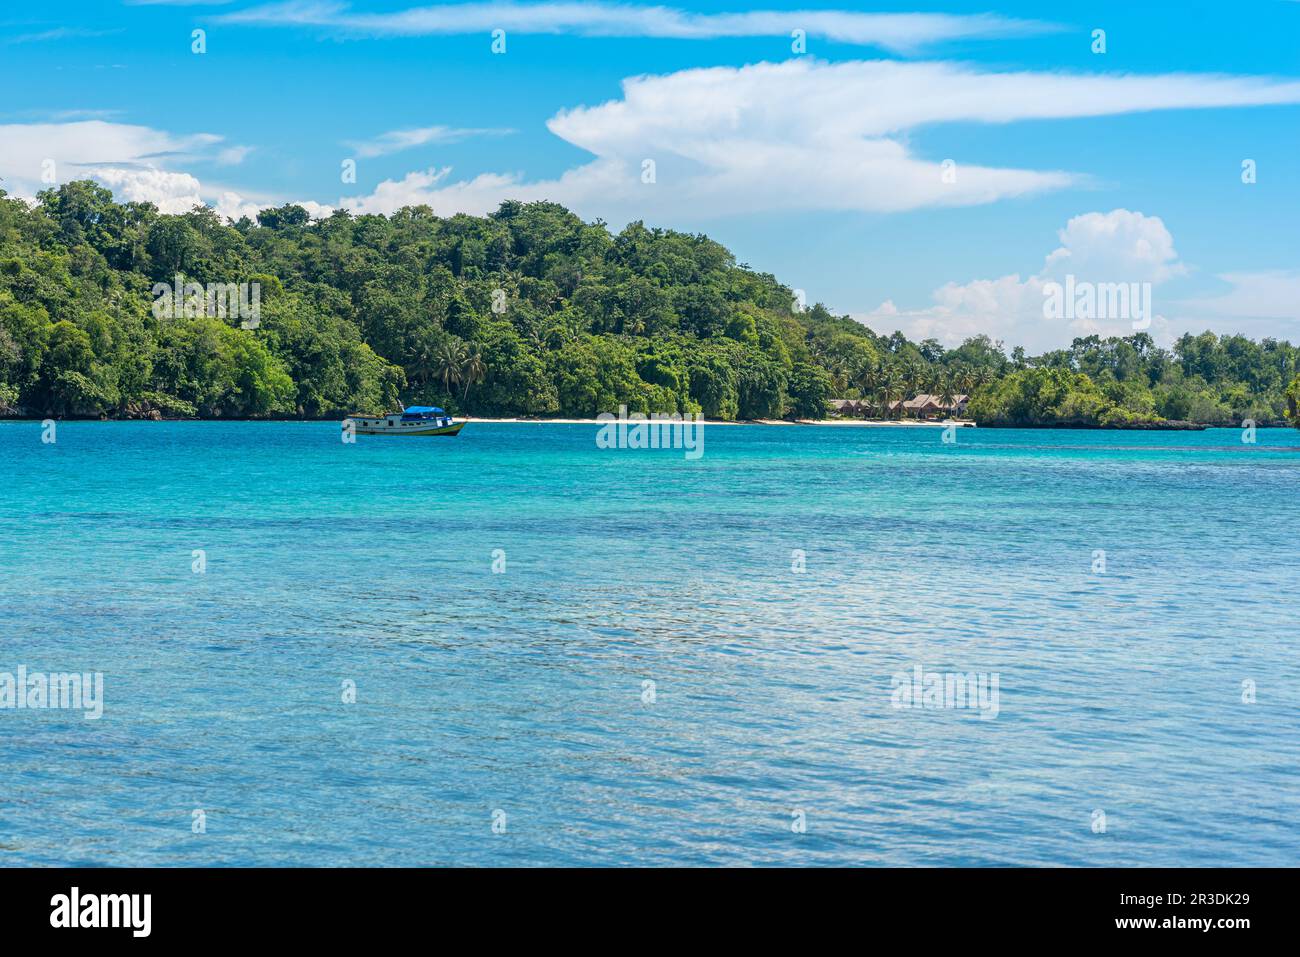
877,369,903,419
901,361,923,417
853,359,881,415
824,353,849,395
460,344,486,401
434,341,467,398
525,323,547,353
409,336,439,388
938,372,957,414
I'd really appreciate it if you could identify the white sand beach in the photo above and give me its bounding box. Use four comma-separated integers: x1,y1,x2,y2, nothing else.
463,416,975,427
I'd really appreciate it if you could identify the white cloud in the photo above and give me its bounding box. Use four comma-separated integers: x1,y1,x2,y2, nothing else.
0,120,224,198
340,163,625,216
212,191,267,221
1169,271,1300,341
212,190,335,221
337,58,1300,221
344,125,513,159
1043,209,1185,285
216,145,255,165
857,209,1186,352
218,2,1057,53
0,120,332,223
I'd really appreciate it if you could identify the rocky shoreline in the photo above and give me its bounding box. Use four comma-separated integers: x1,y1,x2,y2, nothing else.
977,419,1211,431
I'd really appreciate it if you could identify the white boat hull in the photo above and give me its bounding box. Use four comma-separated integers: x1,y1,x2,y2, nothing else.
348,414,465,436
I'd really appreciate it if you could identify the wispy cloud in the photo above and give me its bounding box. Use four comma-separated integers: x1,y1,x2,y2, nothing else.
0,118,325,221
46,108,125,121
216,145,255,165
0,108,125,122
336,59,1300,222
344,124,514,158
4,27,123,45
216,1,1059,53
13,56,1300,279
0,121,223,202
1173,271,1300,330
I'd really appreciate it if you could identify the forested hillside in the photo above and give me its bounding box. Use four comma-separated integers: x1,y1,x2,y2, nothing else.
1,181,1297,427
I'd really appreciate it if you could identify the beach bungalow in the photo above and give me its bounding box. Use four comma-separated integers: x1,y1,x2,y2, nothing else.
900,394,970,420
829,398,868,417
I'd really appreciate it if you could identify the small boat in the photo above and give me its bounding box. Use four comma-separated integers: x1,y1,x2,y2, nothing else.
349,406,466,436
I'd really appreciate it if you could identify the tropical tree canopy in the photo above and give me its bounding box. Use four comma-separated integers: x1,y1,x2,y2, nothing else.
1,183,1295,426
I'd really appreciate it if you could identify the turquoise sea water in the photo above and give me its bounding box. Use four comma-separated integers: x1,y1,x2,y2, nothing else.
1,421,1297,866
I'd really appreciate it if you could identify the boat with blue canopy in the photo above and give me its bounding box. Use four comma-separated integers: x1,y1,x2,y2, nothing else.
348,405,465,436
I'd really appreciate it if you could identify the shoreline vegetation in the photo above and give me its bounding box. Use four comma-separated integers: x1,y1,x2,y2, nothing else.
2,414,1236,430
2,182,1298,431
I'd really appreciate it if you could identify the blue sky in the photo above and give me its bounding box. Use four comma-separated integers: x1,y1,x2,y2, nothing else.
1,1,1297,350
